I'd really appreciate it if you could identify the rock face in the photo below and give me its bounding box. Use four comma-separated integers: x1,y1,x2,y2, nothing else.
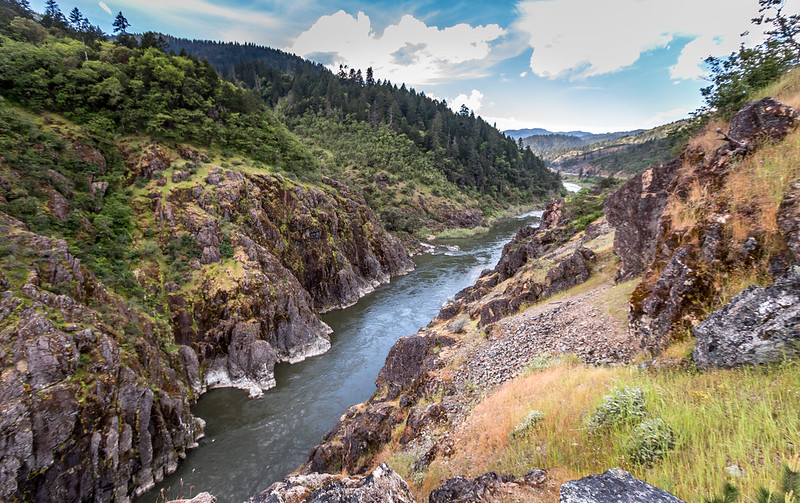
615,98,800,352
0,213,200,502
135,166,413,397
693,271,800,369
559,467,685,503
247,463,415,503
604,159,681,281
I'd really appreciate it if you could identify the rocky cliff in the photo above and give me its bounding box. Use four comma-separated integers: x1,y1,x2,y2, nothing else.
606,98,800,352
0,109,413,501
0,212,201,502
128,143,413,397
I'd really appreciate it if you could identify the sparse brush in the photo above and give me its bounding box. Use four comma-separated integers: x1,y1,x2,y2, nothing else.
510,410,544,440
587,385,647,430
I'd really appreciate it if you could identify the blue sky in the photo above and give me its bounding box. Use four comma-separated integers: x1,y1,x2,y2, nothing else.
30,0,793,133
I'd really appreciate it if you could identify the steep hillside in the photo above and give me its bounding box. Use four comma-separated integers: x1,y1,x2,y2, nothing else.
531,121,688,177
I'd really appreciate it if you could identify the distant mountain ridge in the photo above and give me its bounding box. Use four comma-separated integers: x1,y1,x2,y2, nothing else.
504,128,593,139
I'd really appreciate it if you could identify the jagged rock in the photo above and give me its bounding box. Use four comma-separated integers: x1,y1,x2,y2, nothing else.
376,333,449,400
543,247,596,297
727,97,799,147
249,463,414,503
604,159,681,281
627,99,799,352
0,213,200,503
89,181,109,199
172,170,190,183
559,467,685,503
693,271,800,369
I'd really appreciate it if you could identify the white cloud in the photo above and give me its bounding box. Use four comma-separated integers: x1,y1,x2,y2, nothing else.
520,71,528,77
513,0,782,81
449,89,485,112
98,2,112,15
288,10,506,86
645,107,691,126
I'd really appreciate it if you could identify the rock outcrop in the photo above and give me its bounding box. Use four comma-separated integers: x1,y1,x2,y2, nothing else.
612,98,800,352
0,213,200,502
133,163,413,397
429,469,547,503
247,463,415,503
693,271,800,369
559,467,685,503
604,159,681,281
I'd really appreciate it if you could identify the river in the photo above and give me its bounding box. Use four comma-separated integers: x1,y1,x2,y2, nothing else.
147,211,542,503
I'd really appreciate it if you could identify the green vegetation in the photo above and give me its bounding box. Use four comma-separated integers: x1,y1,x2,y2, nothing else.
699,0,800,117
163,37,563,214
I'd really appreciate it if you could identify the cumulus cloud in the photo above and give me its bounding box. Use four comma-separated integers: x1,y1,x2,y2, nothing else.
514,0,780,80
98,1,112,15
449,89,485,112
288,10,506,86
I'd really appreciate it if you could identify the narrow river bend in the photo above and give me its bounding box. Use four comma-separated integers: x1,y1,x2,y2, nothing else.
149,211,542,503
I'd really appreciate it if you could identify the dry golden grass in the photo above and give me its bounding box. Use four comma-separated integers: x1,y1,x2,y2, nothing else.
687,119,728,156
755,69,800,109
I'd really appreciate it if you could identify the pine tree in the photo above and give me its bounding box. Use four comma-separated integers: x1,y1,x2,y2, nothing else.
112,11,129,34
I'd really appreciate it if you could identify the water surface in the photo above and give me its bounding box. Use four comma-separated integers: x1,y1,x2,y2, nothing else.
147,211,541,503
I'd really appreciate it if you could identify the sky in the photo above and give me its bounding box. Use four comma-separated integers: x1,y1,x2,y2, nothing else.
29,0,797,133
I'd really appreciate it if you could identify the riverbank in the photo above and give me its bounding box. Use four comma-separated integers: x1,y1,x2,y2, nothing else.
147,211,545,502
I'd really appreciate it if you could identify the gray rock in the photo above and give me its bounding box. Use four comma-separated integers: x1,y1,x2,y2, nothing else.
248,463,415,503
560,467,685,503
693,272,800,369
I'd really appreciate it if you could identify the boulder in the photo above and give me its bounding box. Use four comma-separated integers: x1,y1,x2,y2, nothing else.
559,467,685,503
693,271,800,369
430,470,547,503
248,463,415,503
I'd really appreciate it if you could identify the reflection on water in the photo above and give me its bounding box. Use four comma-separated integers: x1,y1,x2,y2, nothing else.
146,211,541,503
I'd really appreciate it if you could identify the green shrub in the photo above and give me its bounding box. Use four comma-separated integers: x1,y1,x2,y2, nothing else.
627,417,675,466
587,385,646,429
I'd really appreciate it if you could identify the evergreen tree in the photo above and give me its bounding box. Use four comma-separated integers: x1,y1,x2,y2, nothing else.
112,11,129,34
42,0,65,28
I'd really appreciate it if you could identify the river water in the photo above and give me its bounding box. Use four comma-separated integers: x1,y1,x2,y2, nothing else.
147,211,542,503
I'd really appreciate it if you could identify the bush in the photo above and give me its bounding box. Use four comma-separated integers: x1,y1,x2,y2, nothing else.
587,385,647,429
627,417,675,465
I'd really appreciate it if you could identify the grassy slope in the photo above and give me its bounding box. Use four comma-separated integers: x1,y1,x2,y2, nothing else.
373,73,800,502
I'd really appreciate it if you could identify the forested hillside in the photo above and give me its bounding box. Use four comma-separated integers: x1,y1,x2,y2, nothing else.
166,37,563,218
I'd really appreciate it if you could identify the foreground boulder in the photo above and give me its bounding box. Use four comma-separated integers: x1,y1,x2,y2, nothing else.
693,271,800,369
246,463,415,503
560,467,685,503
430,469,547,502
